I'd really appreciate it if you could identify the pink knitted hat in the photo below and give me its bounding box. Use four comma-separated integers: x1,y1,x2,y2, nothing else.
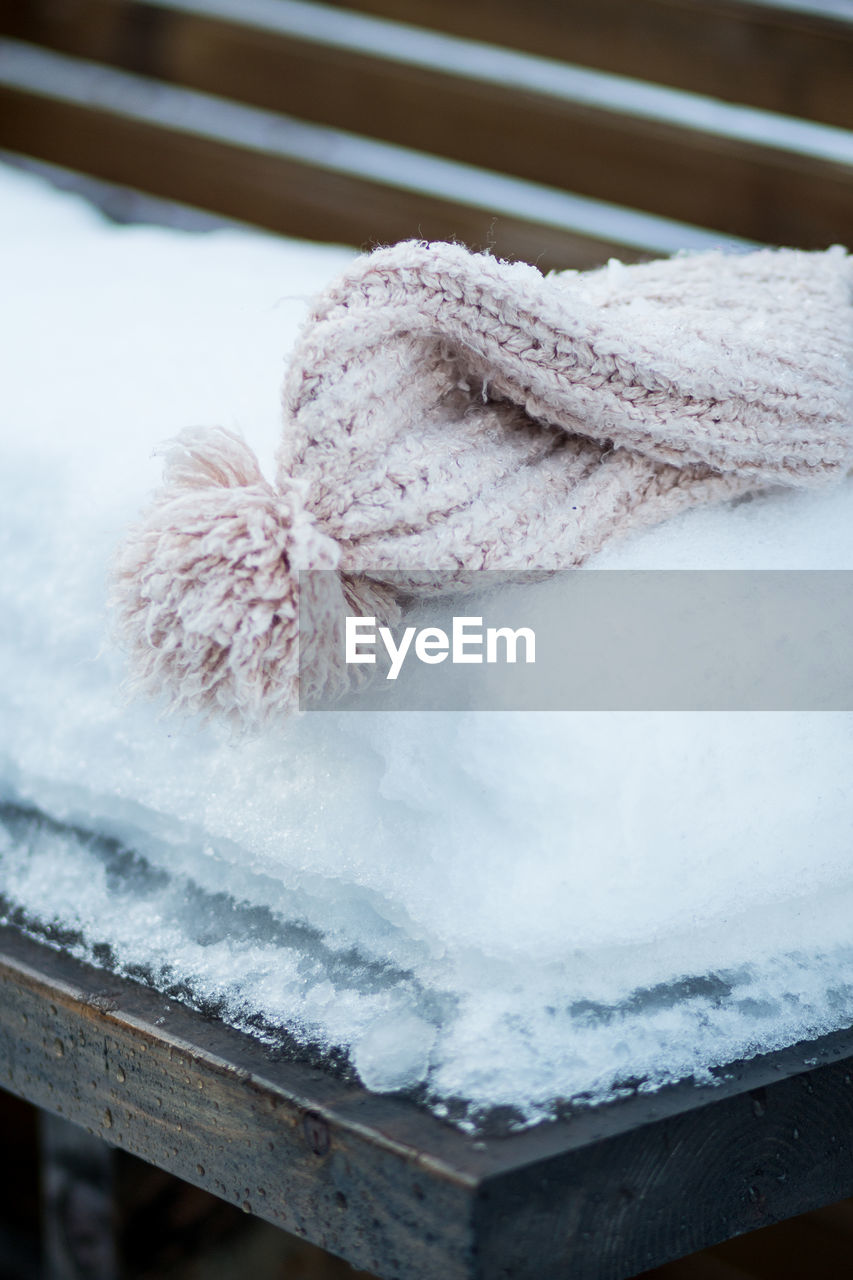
112,240,853,722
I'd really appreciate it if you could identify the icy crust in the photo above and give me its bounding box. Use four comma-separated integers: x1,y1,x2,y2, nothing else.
1,162,853,1128
4,793,853,1130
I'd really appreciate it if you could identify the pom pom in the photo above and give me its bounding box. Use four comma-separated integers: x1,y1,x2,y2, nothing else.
111,427,344,724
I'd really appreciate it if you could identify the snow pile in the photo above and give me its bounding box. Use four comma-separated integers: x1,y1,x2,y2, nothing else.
1,161,852,1129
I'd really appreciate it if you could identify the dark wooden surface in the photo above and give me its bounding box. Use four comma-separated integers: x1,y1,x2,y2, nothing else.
3,0,853,262
3,922,853,1280
321,0,853,131
2,0,852,248
641,1194,853,1279
6,1091,853,1279
0,1089,382,1279
0,924,477,1280
0,76,643,272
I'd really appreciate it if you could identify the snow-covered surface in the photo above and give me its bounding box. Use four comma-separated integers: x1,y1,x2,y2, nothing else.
1,162,852,1130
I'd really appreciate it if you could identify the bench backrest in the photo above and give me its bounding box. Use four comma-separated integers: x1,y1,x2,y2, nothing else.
1,0,852,267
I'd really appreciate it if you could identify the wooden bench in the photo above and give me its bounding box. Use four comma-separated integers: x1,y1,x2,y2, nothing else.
1,2,853,1275
4,922,853,1279
2,0,853,267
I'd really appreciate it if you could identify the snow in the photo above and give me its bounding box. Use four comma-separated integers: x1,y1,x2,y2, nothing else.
1,160,852,1130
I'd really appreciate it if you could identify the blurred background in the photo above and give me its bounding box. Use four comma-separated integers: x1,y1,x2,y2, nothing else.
1,0,852,268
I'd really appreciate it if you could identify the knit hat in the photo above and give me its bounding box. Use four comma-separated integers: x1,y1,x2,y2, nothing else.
112,239,853,723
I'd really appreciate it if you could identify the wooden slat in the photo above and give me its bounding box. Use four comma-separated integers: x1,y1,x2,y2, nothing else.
320,0,853,131
6,921,853,1279
0,925,479,1280
639,1203,853,1277
1,0,851,248
0,80,651,271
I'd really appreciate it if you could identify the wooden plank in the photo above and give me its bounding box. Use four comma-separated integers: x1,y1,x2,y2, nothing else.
472,1056,853,1280
0,79,657,272
0,925,479,1280
1,0,851,246
319,0,853,132
5,921,853,1280
645,1197,853,1277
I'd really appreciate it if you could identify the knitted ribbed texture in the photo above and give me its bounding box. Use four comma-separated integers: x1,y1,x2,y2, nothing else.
112,240,853,722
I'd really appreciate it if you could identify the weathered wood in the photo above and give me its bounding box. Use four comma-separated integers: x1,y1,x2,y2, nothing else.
473,1065,853,1279
642,1195,853,1277
4,923,853,1280
0,925,477,1280
320,0,853,131
2,0,852,246
0,77,649,271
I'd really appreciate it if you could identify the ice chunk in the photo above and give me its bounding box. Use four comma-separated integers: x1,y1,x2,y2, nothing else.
353,1011,437,1093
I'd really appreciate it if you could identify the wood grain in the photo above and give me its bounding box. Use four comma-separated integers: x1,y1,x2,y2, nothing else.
2,0,852,247
0,926,478,1280
319,0,853,131
0,81,647,270
4,923,853,1279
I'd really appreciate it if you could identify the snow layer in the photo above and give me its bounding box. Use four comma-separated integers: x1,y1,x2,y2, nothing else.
1,162,852,1129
